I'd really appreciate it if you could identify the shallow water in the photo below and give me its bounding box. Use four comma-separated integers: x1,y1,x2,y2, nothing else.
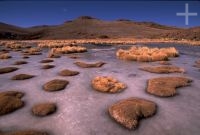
0,44,200,135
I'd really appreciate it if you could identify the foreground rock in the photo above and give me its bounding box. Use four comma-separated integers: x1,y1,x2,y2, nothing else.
11,74,35,80
92,76,126,93
0,91,24,116
40,59,54,63
109,97,156,129
0,67,18,74
59,69,79,76
3,130,49,135
13,61,28,65
140,65,185,73
147,77,192,97
75,61,105,68
41,64,55,69
43,79,69,92
32,103,56,116
116,46,179,62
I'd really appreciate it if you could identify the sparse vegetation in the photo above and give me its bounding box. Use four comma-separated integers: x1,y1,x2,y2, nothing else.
109,98,156,129
147,77,192,97
92,76,126,93
116,46,179,62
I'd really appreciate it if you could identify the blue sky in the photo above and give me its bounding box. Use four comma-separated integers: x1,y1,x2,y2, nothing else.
0,1,200,28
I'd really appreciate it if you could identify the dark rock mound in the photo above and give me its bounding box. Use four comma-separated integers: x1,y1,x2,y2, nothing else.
109,97,156,129
59,69,79,76
41,65,55,69
11,74,35,80
32,103,56,116
0,67,18,74
147,77,192,97
40,59,54,63
13,61,27,65
0,91,24,116
43,79,69,92
140,65,185,73
75,61,105,68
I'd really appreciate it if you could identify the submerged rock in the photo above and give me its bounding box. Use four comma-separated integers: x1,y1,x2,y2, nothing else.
92,76,126,93
32,103,56,116
109,97,156,129
43,79,69,92
147,77,192,97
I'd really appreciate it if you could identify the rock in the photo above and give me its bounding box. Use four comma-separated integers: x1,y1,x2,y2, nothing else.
0,53,11,59
40,59,54,63
0,67,18,74
193,59,200,68
41,65,55,69
0,91,24,116
147,77,192,97
92,76,126,93
75,61,105,68
58,69,79,76
139,66,185,73
159,61,171,65
22,56,29,59
13,61,27,65
11,74,35,80
32,103,56,116
109,97,156,129
43,79,69,92
3,130,49,135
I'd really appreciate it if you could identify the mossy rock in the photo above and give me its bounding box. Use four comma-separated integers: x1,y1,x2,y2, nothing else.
11,74,35,80
58,69,79,76
0,67,18,74
109,97,156,129
43,79,69,92
32,103,56,116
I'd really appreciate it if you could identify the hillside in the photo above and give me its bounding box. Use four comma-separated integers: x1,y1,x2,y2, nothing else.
0,16,199,40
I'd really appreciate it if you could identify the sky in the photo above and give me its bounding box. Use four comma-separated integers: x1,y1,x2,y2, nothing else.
0,0,200,28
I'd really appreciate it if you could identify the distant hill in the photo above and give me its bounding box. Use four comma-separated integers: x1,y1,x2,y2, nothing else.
0,16,199,40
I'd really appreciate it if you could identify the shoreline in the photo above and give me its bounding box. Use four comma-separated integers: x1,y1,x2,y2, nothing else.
1,38,200,46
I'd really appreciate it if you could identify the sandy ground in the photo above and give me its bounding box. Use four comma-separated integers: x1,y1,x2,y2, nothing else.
0,43,200,135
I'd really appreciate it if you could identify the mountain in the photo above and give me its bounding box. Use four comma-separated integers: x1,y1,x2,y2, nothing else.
0,16,199,40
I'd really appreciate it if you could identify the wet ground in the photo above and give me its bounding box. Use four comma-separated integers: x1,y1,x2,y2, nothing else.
0,43,200,135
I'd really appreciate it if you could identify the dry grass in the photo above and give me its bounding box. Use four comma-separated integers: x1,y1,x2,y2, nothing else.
0,91,24,116
49,46,87,55
75,61,105,68
92,76,126,93
11,74,35,80
43,79,69,92
109,97,156,129
58,69,79,76
140,65,185,73
32,103,56,116
0,67,18,74
0,53,11,59
116,46,179,62
147,77,192,97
